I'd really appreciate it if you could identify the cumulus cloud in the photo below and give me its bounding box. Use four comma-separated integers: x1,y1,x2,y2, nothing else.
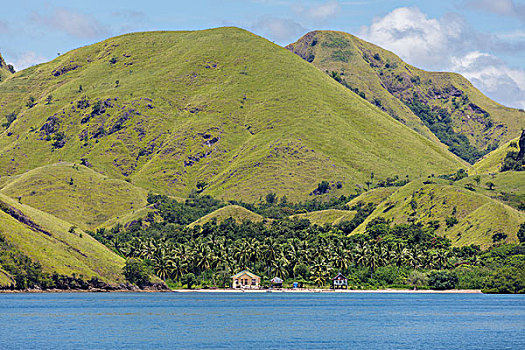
12,51,48,71
31,8,109,39
451,52,525,108
466,0,525,22
360,7,525,108
360,8,473,70
252,16,307,43
293,0,341,21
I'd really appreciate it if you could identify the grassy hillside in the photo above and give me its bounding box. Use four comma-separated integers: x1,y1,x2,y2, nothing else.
188,205,263,228
287,31,524,163
346,187,398,207
0,193,125,286
456,171,525,210
290,209,356,225
352,179,523,248
100,205,155,229
0,162,148,230
446,201,523,247
472,137,520,174
0,27,463,202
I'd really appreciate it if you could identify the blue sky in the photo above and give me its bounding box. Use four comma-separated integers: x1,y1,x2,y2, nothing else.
1,0,524,107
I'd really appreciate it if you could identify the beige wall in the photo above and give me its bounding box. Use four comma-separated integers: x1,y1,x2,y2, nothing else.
232,273,260,288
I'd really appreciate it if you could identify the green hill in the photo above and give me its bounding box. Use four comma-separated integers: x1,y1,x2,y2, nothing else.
290,209,356,225
188,205,263,228
456,171,525,210
0,193,125,287
472,138,519,174
99,205,156,229
351,179,523,248
287,31,524,164
446,201,523,247
0,27,462,202
346,187,398,207
0,162,148,230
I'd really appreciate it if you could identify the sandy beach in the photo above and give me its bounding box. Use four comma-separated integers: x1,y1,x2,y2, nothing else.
0,288,483,294
172,288,483,294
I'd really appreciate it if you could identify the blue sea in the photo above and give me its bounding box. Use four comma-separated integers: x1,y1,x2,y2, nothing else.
0,292,523,349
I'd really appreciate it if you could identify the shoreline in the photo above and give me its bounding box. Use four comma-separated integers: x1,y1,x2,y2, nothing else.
172,288,483,294
0,288,483,294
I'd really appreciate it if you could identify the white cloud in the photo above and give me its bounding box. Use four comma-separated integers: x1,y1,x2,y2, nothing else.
252,16,307,43
293,0,341,21
359,7,525,109
31,8,109,39
360,7,467,70
12,51,48,71
451,52,525,108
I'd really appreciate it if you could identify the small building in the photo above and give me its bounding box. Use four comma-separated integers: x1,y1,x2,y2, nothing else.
270,277,283,288
232,270,261,289
332,272,348,289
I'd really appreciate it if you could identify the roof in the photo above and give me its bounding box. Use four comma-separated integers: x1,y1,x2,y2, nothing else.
231,270,260,279
271,277,283,283
332,272,347,280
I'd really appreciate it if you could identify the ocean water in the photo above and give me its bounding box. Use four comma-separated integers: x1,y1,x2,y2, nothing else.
0,292,523,349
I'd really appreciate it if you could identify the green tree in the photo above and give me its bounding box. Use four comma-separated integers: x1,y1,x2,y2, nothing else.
2,112,17,128
181,273,197,289
123,258,150,288
265,192,277,204
26,96,36,108
517,223,525,244
196,181,208,193
316,181,330,194
428,271,458,290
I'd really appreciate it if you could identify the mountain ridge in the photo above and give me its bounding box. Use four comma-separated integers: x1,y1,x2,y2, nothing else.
287,30,524,164
0,27,463,201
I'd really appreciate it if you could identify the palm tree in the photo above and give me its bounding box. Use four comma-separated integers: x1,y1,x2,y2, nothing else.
153,254,173,280
310,258,329,287
391,243,408,273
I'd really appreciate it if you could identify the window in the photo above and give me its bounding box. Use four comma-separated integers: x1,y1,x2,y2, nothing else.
251,279,256,285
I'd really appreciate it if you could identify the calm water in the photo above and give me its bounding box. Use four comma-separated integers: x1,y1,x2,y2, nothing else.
0,292,524,349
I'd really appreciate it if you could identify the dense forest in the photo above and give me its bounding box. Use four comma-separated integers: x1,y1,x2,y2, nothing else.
91,192,525,293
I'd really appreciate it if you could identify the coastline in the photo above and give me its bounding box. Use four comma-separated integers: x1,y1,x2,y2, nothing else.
1,288,483,294
172,288,483,294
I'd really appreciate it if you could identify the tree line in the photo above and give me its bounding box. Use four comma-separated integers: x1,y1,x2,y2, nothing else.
91,194,525,293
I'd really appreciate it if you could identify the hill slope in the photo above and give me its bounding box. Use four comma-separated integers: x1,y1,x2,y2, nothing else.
472,138,519,174
0,27,463,202
0,162,148,230
188,205,264,228
290,209,356,225
351,179,524,248
287,31,525,164
0,193,125,286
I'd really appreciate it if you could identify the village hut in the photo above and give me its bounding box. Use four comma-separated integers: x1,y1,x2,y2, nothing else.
332,272,348,289
231,270,261,288
270,277,283,288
